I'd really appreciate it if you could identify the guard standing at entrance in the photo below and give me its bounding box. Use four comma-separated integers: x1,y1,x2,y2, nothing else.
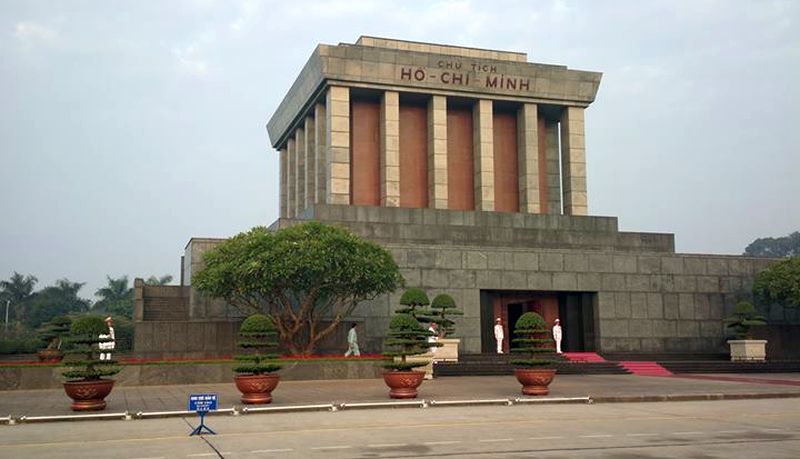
553,318,563,354
494,318,504,354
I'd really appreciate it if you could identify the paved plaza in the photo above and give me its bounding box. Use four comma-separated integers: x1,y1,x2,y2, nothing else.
2,373,800,420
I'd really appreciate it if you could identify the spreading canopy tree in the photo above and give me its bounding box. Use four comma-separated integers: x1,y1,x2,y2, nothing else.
744,231,800,258
753,256,800,309
193,222,404,354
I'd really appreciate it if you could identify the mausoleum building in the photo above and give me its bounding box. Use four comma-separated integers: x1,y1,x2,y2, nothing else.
134,37,796,358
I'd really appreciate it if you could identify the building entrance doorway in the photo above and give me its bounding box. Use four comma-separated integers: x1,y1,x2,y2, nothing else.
480,290,596,354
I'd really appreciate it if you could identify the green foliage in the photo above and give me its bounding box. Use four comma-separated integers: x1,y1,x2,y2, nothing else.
93,275,134,318
725,301,767,339
111,316,134,352
61,315,120,381
510,312,555,367
0,329,41,354
193,222,404,354
234,314,281,375
37,315,72,350
753,257,800,309
0,272,38,325
744,231,800,258
24,279,90,329
145,275,174,285
396,287,432,322
382,313,435,371
429,293,463,338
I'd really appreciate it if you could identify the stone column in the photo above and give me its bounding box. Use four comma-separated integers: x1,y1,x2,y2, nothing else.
304,116,315,209
326,86,351,205
473,99,494,211
294,127,306,216
560,106,588,215
279,147,288,218
314,103,327,204
427,95,448,209
517,103,541,213
545,121,562,214
286,138,296,218
380,91,400,207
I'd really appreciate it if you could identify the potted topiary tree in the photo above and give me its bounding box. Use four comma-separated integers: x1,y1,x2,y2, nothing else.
37,315,72,363
397,287,431,320
234,314,282,404
382,313,435,399
429,293,463,362
511,312,557,396
725,301,768,362
61,315,120,411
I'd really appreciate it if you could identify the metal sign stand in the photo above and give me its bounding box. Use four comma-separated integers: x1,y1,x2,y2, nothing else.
188,393,218,436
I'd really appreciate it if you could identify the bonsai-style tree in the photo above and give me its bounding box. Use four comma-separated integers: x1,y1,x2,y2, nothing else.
61,316,120,381
510,312,555,367
396,288,431,321
753,256,800,309
725,301,767,339
429,294,463,338
193,222,403,354
382,313,435,371
38,315,72,350
235,314,282,375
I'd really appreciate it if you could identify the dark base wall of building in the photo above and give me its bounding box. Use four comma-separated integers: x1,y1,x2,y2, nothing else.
136,205,798,358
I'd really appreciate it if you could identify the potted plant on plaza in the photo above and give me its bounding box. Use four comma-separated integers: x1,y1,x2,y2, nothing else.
725,301,768,362
61,315,120,411
37,315,72,363
233,314,282,404
511,312,557,396
382,313,435,399
429,293,463,362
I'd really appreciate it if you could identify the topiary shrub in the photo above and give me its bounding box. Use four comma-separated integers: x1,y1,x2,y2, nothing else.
429,294,463,338
37,315,72,350
725,301,767,339
234,314,282,375
382,313,434,371
510,312,555,367
397,288,431,321
61,315,120,381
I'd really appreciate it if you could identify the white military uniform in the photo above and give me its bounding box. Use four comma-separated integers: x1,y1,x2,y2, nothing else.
494,321,504,354
553,321,563,354
99,324,115,361
428,324,438,354
344,326,360,357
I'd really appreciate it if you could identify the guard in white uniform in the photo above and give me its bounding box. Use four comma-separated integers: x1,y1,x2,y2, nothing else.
553,318,563,354
494,318,504,354
99,316,116,361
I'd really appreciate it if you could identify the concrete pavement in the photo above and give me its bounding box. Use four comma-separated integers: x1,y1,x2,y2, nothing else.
2,373,800,421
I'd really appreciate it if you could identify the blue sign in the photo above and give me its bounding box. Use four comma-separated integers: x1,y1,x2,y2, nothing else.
189,393,218,412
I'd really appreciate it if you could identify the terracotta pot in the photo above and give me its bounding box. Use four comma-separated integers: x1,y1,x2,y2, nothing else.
37,348,64,363
234,374,280,404
63,379,115,411
514,368,557,396
383,370,425,399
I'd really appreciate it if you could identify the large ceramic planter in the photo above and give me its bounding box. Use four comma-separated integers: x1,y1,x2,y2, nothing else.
234,374,280,404
37,348,64,363
435,338,460,362
63,379,115,411
383,370,425,399
728,339,767,362
514,368,556,396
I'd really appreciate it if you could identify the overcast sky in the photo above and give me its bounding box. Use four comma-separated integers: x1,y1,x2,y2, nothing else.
2,0,798,300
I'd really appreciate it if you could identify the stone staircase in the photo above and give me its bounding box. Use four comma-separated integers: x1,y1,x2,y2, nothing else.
619,361,673,377
659,360,800,374
434,353,631,377
142,296,189,321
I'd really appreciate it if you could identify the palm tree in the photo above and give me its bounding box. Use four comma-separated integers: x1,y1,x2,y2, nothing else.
0,272,38,324
145,274,173,285
94,276,133,317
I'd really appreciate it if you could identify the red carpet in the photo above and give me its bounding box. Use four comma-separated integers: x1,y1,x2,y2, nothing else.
620,361,673,377
563,352,607,363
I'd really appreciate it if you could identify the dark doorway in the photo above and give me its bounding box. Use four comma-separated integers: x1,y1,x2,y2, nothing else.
507,302,525,350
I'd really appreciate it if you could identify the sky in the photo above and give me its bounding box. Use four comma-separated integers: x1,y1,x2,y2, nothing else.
1,0,798,300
